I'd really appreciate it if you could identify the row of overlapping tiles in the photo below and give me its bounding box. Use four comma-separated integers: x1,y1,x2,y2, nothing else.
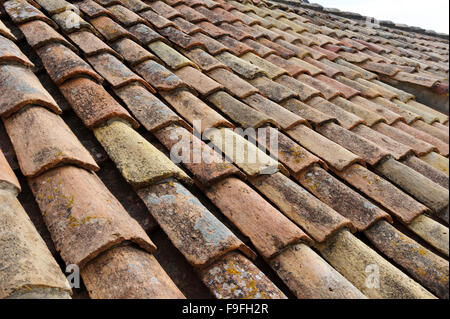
0,0,448,299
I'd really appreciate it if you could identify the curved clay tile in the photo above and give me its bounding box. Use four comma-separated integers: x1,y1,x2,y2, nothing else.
0,64,62,118
0,35,34,67
4,106,99,177
0,150,20,194
36,43,103,85
59,77,139,129
137,180,254,268
69,30,123,59
4,0,58,29
93,119,192,188
154,125,244,187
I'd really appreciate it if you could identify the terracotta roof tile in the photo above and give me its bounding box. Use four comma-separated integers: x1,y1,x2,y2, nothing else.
192,32,229,55
207,67,258,98
91,15,139,42
175,66,223,95
270,244,365,299
308,97,363,130
196,6,227,24
281,98,335,126
420,152,449,175
148,40,197,69
148,1,183,20
199,251,286,299
0,64,61,118
139,9,176,30
1,24,46,64
118,0,151,13
29,164,156,267
134,59,186,91
68,30,120,58
93,119,191,188
0,19,16,41
4,105,99,177
208,90,276,128
393,121,449,156
81,244,185,298
4,0,58,29
250,76,297,103
137,180,253,268
34,0,75,14
158,26,204,50
111,37,156,65
183,48,229,72
365,220,448,299
0,189,71,299
250,172,352,242
403,155,448,189
241,52,288,79
52,10,99,35
242,39,276,58
331,96,385,127
154,125,243,187
115,83,187,132
244,94,306,130
171,17,203,35
374,158,448,214
78,0,115,19
128,23,166,45
175,4,208,23
197,20,230,37
222,35,259,56
410,120,449,143
161,89,232,132
59,77,138,129
107,4,147,27
258,38,296,59
0,150,20,194
36,43,103,85
205,177,310,259
219,22,254,41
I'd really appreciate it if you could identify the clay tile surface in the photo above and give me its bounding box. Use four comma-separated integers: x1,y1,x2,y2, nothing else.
175,66,222,96
0,189,71,299
137,180,253,268
139,9,175,30
87,53,154,91
199,251,286,299
286,124,362,171
148,40,198,69
78,0,114,19
0,34,34,67
128,23,166,45
19,20,77,53
207,68,258,98
0,20,16,41
298,165,391,231
118,0,150,12
161,89,232,132
4,106,99,177
250,172,352,242
281,98,335,126
115,84,187,133
205,177,310,259
154,124,243,186
36,44,103,85
250,76,297,103
4,0,58,29
134,60,186,91
81,244,185,299
197,21,230,37
0,64,61,118
192,33,230,55
108,4,146,27
244,94,307,130
158,26,204,50
175,4,208,22
336,164,428,224
29,165,156,268
0,150,20,194
183,48,229,72
68,31,119,59
93,120,192,188
59,77,139,129
242,39,276,58
216,52,266,79
172,17,203,35
317,123,391,166
149,1,183,19
208,91,276,128
90,16,139,43
308,97,363,130
218,35,256,56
